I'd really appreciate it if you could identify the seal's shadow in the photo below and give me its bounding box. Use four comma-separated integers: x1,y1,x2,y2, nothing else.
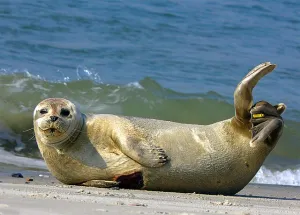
236,194,300,201
235,184,300,201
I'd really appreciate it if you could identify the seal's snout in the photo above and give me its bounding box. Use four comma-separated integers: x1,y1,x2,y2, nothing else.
50,116,59,122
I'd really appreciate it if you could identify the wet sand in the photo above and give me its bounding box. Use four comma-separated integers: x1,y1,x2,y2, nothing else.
0,170,300,215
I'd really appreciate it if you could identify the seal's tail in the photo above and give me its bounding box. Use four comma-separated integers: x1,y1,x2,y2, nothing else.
233,62,276,125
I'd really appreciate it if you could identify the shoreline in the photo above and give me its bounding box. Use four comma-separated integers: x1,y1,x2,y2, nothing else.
1,170,300,215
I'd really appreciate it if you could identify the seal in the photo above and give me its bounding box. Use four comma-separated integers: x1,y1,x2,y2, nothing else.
33,62,286,195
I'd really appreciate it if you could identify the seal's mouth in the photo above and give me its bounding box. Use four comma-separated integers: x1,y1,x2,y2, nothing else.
39,127,63,136
49,128,56,133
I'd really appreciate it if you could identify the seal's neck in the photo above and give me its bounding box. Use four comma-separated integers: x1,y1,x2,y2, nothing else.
54,114,85,153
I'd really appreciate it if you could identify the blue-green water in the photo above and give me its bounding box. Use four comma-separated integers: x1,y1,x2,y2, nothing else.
1,0,300,185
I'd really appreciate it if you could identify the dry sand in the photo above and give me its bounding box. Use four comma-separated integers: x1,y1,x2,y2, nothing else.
0,170,300,215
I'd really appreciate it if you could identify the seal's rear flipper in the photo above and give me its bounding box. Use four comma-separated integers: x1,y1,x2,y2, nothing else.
249,101,285,147
234,62,276,125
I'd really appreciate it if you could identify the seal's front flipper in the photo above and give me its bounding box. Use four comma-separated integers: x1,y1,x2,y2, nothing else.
250,101,285,147
118,137,169,168
234,62,276,125
79,180,120,188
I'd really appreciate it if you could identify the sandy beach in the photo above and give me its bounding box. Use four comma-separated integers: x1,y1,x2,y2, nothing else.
0,170,299,215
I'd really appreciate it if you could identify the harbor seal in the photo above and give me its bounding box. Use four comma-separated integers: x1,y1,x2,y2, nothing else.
33,62,286,195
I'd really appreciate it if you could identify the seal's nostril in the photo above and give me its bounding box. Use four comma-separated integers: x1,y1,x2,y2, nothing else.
50,116,58,122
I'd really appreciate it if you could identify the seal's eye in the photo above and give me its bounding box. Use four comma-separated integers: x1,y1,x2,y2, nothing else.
40,109,48,115
60,108,70,117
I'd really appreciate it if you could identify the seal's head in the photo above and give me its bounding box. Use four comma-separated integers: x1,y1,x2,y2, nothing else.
33,98,83,149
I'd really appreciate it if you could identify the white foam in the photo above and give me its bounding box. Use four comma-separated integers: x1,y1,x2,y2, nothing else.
76,65,102,83
252,166,300,186
33,84,50,92
0,148,47,170
0,68,8,74
126,82,144,89
24,70,43,80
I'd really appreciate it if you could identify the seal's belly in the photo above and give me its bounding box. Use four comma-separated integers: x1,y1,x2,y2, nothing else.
140,122,264,194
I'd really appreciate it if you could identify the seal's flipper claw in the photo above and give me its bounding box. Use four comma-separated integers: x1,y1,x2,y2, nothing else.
234,62,276,124
79,180,120,188
121,137,169,168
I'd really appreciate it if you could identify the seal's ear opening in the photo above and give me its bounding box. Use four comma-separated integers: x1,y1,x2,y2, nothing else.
249,101,284,148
